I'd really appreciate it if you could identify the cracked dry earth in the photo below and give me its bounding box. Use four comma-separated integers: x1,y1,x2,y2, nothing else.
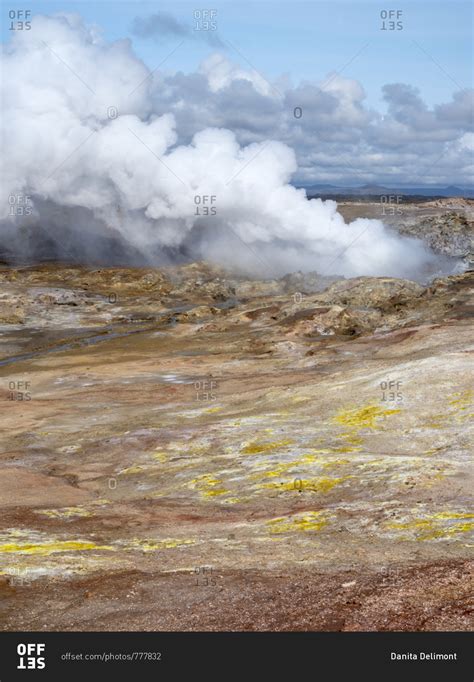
0,257,473,631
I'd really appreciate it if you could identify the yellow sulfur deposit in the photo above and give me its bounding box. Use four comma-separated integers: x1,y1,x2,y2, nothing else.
259,476,345,493
267,511,329,533
187,473,228,497
0,540,113,555
334,404,401,430
241,440,292,454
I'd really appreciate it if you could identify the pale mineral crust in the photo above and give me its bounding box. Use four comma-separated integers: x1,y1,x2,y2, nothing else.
0,205,472,631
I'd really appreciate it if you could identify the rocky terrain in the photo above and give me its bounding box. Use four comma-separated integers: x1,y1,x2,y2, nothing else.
0,203,472,631
339,198,473,266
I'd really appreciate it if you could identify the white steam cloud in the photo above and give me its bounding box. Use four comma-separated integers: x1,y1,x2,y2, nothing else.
0,14,442,278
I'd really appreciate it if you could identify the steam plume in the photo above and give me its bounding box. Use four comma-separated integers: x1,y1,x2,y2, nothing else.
1,14,442,278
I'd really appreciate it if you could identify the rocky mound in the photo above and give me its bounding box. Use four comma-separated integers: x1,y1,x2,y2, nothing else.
397,211,473,259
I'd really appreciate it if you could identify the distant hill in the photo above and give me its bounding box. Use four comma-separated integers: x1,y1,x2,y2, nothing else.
299,183,474,199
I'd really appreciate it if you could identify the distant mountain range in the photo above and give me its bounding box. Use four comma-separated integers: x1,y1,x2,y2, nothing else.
298,183,474,199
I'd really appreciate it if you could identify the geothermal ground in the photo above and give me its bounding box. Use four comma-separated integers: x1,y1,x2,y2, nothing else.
0,201,473,631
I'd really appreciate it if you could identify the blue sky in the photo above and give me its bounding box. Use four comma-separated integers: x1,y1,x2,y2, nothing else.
2,0,472,187
3,0,472,110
